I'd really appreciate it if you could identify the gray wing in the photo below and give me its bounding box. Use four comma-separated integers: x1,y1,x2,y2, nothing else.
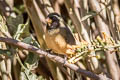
60,25,76,45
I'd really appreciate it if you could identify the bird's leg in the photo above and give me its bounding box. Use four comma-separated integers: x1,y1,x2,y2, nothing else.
46,49,58,55
60,54,68,65
46,49,52,53
64,55,67,61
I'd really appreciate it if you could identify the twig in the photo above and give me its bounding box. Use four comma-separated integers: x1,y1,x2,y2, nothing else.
0,37,101,80
89,0,120,79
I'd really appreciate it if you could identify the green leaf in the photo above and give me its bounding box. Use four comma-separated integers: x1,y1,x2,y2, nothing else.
7,15,24,35
14,18,30,40
24,52,39,70
22,37,33,44
0,49,11,56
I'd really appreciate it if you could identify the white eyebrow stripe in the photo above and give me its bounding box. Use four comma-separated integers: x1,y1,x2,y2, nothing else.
52,15,64,22
52,15,60,19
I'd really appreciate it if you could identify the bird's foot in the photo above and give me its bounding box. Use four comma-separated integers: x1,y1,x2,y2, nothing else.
46,49,52,53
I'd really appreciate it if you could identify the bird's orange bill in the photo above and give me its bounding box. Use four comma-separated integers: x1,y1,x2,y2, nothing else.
46,18,52,24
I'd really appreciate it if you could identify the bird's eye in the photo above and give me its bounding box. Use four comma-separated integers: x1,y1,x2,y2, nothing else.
52,17,59,21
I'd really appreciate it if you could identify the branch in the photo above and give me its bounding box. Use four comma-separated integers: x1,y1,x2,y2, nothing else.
0,37,102,80
89,0,120,79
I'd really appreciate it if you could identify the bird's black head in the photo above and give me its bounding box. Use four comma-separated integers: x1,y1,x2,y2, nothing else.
46,13,61,30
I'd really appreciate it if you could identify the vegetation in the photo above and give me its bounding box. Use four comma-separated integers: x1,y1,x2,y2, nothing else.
0,0,120,80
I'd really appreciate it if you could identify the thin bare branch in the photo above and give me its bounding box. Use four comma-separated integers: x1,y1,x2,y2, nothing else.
0,37,104,80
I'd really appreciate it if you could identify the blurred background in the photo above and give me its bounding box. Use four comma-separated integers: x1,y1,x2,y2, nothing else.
0,0,120,80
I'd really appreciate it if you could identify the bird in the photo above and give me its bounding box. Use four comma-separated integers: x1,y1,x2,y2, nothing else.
44,13,76,56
